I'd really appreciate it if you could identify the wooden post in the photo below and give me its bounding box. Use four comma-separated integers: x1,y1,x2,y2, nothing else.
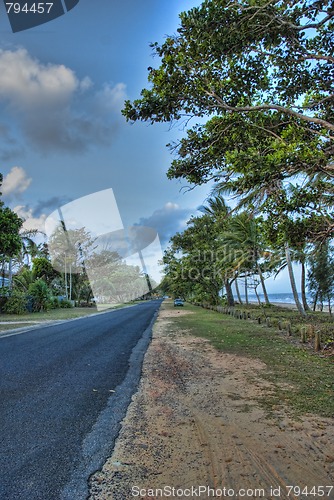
266,317,271,328
286,321,292,336
278,321,282,331
308,324,315,339
314,332,321,352
300,326,307,343
257,316,262,324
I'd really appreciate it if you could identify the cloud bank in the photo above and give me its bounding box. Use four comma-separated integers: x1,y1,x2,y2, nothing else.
0,48,127,154
1,166,32,198
135,202,194,246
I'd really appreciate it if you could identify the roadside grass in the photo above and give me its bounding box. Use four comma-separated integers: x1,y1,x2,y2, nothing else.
0,301,138,332
240,302,334,331
167,302,334,419
0,307,98,324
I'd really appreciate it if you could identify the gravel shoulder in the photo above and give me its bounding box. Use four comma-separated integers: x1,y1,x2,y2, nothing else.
89,304,334,499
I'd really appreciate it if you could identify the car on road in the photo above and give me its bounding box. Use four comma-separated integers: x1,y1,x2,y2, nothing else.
174,298,184,307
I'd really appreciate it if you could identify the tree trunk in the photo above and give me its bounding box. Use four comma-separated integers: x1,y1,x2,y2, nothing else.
234,275,243,304
301,259,310,311
8,258,13,290
254,284,261,306
313,289,319,311
285,242,306,317
244,274,249,305
257,264,270,305
225,279,235,307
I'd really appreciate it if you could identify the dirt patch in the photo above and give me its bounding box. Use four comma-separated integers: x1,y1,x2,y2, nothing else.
89,306,334,499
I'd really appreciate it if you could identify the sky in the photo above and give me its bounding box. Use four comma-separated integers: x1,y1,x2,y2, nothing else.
0,0,296,293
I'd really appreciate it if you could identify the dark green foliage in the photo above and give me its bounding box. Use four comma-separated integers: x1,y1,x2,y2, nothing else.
123,0,334,240
28,279,51,312
59,299,73,309
0,206,23,258
3,290,28,315
32,257,60,284
308,241,334,310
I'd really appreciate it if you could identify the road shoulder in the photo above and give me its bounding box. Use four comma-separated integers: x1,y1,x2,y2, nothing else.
89,303,334,499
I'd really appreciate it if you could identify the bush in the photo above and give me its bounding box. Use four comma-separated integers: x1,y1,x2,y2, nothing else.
3,290,28,315
59,299,73,308
51,297,60,309
28,279,51,312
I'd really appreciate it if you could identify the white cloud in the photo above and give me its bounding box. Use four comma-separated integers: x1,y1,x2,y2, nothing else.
2,166,32,197
95,82,127,113
13,205,47,233
0,48,127,153
0,48,78,110
79,76,93,92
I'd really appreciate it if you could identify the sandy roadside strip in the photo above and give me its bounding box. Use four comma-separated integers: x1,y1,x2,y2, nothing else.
89,304,334,500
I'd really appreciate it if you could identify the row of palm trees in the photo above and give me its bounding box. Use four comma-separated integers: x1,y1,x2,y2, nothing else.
163,195,332,316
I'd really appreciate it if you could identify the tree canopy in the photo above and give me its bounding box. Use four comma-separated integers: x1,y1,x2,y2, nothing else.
0,173,23,260
123,0,334,239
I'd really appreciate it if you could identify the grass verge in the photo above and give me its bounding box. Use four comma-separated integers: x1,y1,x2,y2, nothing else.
168,302,334,419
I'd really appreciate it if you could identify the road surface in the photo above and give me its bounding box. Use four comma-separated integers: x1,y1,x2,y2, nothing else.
0,300,161,500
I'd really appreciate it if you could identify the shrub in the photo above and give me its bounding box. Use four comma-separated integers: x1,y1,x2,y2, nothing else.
28,279,51,312
3,290,28,315
51,297,60,309
59,299,73,308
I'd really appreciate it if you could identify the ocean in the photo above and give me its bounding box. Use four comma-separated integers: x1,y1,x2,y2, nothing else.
240,292,315,305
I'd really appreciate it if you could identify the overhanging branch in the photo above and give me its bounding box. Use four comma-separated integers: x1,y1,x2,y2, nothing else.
206,90,334,136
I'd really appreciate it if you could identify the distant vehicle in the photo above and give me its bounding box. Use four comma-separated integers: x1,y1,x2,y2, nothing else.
174,298,184,307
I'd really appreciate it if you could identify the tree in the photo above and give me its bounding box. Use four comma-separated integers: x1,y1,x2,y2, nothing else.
123,0,334,237
220,212,271,304
0,208,23,261
47,226,95,301
163,207,238,306
308,241,334,313
0,174,23,286
32,257,60,285
124,0,333,135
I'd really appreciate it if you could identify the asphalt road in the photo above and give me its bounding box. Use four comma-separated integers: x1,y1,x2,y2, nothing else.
0,300,162,500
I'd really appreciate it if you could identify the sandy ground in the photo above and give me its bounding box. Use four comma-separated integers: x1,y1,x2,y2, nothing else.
89,305,334,500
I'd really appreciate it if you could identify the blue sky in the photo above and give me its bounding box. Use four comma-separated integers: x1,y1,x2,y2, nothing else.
0,1,207,235
0,0,296,293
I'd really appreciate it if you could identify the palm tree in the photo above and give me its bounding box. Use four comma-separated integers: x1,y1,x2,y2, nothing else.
221,212,271,305
284,242,307,317
199,196,236,306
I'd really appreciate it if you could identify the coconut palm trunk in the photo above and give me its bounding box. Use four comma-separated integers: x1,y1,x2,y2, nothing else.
244,274,249,304
300,259,310,312
257,264,270,305
225,278,235,307
234,274,243,304
285,242,306,317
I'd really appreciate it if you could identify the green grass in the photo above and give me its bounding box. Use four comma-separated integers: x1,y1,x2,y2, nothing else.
0,307,102,332
168,302,334,419
0,301,137,332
